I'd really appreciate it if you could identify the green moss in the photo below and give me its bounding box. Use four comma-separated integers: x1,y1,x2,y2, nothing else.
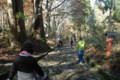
85,55,116,80
91,62,96,67
98,68,115,80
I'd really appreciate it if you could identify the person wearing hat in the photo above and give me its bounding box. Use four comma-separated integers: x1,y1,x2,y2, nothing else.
7,40,48,80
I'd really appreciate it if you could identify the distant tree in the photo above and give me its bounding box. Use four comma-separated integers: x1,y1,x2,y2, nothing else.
69,0,91,37
113,0,120,22
97,0,116,31
43,0,67,38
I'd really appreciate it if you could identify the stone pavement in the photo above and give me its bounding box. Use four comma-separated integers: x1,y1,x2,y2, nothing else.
38,47,105,80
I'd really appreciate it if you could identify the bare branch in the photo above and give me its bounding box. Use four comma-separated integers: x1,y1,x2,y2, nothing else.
48,0,54,11
45,0,49,9
57,14,67,26
50,12,68,16
51,0,66,11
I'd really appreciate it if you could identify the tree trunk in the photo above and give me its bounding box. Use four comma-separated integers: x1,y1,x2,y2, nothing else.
15,0,27,44
7,0,19,47
39,5,46,40
108,0,113,31
1,2,5,38
7,0,27,46
34,0,46,41
46,13,51,38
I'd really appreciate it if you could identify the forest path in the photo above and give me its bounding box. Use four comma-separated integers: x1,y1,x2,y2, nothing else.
38,46,105,80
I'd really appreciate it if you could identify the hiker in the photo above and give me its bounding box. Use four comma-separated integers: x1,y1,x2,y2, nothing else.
56,37,60,51
59,37,63,47
7,40,49,80
56,37,63,52
70,37,73,48
76,37,86,64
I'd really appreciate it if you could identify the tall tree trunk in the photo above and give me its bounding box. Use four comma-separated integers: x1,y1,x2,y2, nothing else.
7,0,19,47
46,13,51,38
7,0,27,46
1,1,5,38
108,0,113,31
39,5,46,40
15,0,27,44
34,0,46,41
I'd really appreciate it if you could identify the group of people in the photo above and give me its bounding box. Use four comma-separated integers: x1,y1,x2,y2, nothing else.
56,37,75,50
7,37,85,80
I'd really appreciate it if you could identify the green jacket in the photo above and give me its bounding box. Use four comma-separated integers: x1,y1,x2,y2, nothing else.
76,40,85,50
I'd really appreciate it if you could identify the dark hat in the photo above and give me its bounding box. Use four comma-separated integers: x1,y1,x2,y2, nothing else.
21,40,35,54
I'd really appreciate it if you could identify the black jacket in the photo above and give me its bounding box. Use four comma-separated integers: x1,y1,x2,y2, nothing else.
8,54,44,80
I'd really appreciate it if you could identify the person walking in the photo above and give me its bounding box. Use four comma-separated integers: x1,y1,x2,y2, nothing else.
56,37,61,52
76,37,85,64
56,37,63,52
70,37,73,48
7,40,49,80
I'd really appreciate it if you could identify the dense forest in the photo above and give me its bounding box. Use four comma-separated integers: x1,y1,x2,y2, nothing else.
0,0,120,80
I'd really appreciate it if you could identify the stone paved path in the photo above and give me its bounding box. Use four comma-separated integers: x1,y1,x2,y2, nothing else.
38,46,105,80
